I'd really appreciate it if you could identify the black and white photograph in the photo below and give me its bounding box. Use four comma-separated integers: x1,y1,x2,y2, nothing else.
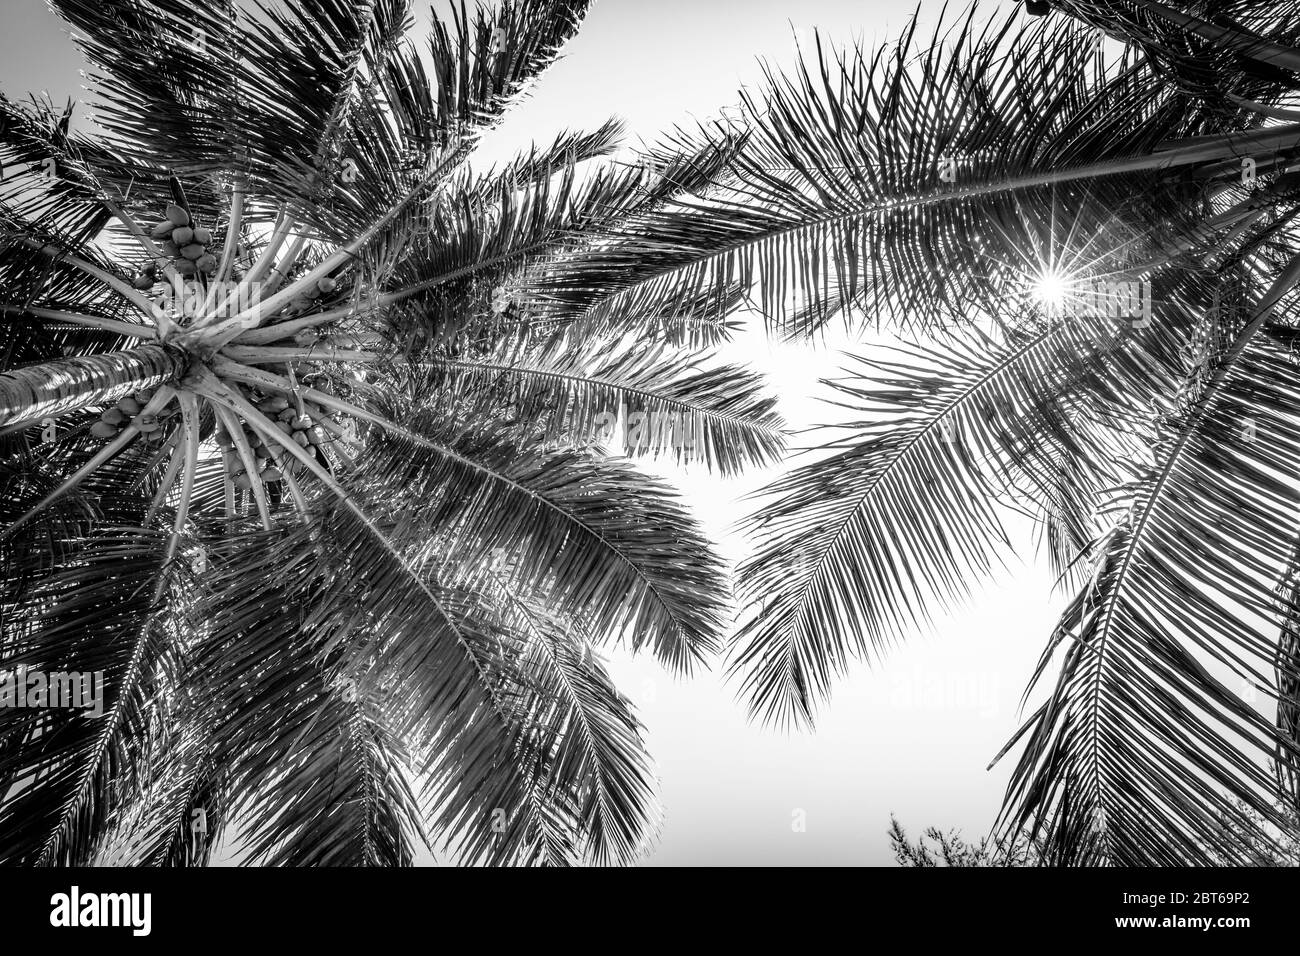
0,0,1295,938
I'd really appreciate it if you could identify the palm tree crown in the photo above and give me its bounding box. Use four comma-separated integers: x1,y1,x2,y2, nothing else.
0,0,785,866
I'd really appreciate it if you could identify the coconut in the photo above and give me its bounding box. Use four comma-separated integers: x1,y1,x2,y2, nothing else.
180,243,206,261
290,414,312,431
275,420,294,435
193,227,213,244
101,408,125,425
306,426,325,446
134,389,154,403
90,421,119,439
277,407,298,422
173,259,198,276
161,239,180,257
233,473,254,489
259,466,283,483
116,397,141,416
171,226,195,245
137,419,161,434
197,254,218,274
132,273,155,290
293,431,310,447
165,203,190,226
150,219,175,239
316,277,337,295
265,396,291,413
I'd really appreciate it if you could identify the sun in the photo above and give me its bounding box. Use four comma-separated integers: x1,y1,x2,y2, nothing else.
1031,268,1071,314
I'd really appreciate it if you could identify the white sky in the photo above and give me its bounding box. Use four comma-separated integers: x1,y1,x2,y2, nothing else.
0,0,1066,865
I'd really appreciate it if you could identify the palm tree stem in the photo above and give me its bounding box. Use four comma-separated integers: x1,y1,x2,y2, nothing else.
145,430,187,525
1227,95,1300,122
212,404,273,531
274,444,312,516
230,303,369,345
219,443,238,528
199,186,248,317
0,344,184,427
19,238,164,321
221,345,381,365
261,231,312,297
0,306,155,339
214,182,246,287
154,393,201,603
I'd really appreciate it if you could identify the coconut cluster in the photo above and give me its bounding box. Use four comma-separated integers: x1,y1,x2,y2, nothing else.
217,391,332,488
89,389,173,441
131,202,217,289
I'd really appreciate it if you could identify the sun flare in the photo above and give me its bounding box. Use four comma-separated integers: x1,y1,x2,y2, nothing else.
1032,269,1071,313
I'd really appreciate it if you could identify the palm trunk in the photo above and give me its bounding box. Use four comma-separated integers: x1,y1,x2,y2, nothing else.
0,345,186,428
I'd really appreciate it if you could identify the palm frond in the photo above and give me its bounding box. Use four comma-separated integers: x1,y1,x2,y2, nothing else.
419,332,786,475
538,7,1294,336
998,286,1300,864
354,385,731,673
0,526,184,865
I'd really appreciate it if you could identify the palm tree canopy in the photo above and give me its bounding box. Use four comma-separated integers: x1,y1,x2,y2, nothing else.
7,0,1300,869
0,0,786,866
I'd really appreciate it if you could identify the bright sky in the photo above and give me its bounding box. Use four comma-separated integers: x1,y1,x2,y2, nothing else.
0,0,1065,865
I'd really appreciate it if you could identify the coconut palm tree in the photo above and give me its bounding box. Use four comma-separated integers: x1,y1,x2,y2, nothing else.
556,1,1300,863
0,0,788,866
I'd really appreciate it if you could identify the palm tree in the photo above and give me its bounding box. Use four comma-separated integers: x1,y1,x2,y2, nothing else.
561,1,1300,864
0,0,787,866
